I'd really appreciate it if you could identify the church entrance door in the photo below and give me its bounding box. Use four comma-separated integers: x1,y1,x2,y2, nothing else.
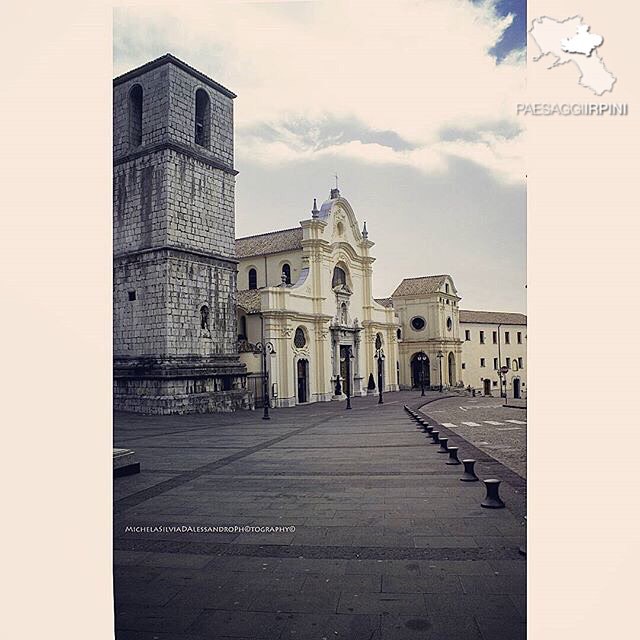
297,359,309,403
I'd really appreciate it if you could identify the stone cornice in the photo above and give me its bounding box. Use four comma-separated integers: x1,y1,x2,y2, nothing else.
114,245,239,267
114,140,238,176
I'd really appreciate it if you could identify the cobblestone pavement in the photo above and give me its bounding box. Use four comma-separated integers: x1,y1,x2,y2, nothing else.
113,391,526,640
421,397,527,478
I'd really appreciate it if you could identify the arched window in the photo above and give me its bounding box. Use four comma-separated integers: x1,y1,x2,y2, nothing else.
239,315,247,339
129,84,143,147
282,263,291,284
200,305,210,330
397,328,402,341
445,283,450,294
332,266,347,288
248,268,257,290
294,327,306,348
195,88,211,147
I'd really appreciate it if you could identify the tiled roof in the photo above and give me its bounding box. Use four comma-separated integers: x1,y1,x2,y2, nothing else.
391,275,449,297
236,227,303,258
374,297,394,308
237,289,262,313
459,310,527,325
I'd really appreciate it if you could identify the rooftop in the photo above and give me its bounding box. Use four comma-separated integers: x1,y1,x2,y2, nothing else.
236,227,304,259
391,275,450,297
237,289,262,313
459,310,527,325
113,53,237,99
374,297,394,308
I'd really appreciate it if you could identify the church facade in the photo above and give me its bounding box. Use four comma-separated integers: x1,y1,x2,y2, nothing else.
236,190,400,408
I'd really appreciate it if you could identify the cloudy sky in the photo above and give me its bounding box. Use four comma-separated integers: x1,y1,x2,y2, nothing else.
114,0,527,312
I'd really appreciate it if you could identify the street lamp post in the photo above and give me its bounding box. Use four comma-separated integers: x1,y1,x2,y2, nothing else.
436,350,444,393
416,352,428,397
376,347,385,404
255,341,276,420
342,346,353,410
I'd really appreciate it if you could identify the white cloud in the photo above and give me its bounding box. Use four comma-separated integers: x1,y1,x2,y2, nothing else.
115,0,525,183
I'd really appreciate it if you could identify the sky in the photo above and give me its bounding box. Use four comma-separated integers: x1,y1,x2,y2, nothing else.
114,0,527,312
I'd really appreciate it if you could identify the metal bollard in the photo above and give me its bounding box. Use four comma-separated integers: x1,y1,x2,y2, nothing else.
481,479,505,509
460,459,479,482
429,430,440,443
446,447,461,465
437,437,449,453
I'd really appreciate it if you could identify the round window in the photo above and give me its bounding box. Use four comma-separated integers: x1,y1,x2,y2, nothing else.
446,317,452,331
411,316,426,331
294,327,306,348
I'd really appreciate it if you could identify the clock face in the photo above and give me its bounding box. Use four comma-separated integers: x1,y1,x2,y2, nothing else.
411,316,426,331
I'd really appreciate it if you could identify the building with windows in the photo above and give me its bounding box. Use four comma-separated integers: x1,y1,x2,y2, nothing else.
459,311,527,397
375,276,463,392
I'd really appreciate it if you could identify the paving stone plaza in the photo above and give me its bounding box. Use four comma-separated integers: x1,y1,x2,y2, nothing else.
114,391,526,639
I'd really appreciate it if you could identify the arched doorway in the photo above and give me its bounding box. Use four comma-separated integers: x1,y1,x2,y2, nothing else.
513,377,521,399
297,359,309,403
448,352,455,386
411,352,430,388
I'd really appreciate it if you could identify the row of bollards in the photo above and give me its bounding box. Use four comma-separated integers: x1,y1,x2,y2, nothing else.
403,405,505,509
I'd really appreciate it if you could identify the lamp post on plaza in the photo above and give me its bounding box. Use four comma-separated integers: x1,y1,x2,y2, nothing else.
436,350,444,393
498,366,509,402
376,346,385,404
416,352,428,397
255,341,276,420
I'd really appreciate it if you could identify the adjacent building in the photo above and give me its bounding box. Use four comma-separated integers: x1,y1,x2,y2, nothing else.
459,311,527,397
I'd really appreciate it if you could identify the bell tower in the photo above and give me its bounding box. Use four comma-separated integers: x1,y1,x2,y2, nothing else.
113,54,250,413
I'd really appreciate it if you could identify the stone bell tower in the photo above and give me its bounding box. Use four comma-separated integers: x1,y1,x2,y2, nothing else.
113,54,250,414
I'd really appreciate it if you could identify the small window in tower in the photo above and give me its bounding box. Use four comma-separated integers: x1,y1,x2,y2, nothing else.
505,331,510,344
462,363,466,370
282,263,291,284
411,316,426,331
128,290,136,301
445,283,450,293
397,328,402,341
480,358,486,367
465,330,471,341
248,268,257,290
493,331,498,344
446,317,453,331
517,331,522,344
200,305,210,330
194,88,211,148
480,330,485,344
129,84,143,147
